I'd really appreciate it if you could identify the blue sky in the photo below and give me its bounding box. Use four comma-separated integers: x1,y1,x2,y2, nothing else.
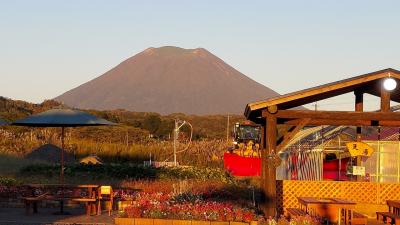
1,1,400,110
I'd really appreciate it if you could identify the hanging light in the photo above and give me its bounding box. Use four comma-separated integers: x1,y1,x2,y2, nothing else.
383,77,397,91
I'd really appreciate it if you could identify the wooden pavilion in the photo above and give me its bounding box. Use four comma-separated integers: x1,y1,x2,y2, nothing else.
244,68,400,216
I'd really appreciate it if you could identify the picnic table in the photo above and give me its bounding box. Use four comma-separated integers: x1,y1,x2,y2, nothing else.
387,200,400,215
24,184,100,216
376,200,400,224
297,197,356,225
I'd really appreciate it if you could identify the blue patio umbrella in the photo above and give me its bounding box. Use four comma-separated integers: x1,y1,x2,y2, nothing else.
13,109,115,184
0,119,7,126
13,108,115,214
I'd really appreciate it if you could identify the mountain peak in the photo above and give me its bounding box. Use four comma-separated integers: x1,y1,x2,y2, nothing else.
55,46,278,115
143,46,209,57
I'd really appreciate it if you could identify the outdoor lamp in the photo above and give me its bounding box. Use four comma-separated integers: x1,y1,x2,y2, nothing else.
383,77,397,91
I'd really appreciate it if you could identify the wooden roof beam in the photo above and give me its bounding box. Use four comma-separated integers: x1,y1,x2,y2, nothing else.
245,68,400,121
264,109,400,121
277,118,310,153
283,118,400,127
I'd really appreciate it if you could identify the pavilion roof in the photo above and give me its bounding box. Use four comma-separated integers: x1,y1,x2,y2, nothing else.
245,68,400,122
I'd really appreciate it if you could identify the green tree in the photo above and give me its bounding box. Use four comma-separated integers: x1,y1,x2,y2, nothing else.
142,114,162,134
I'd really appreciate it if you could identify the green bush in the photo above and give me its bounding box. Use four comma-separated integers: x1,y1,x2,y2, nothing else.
19,163,236,184
0,177,19,186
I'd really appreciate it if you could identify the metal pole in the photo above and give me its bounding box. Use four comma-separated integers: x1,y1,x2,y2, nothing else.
174,120,177,166
60,126,65,214
226,114,230,142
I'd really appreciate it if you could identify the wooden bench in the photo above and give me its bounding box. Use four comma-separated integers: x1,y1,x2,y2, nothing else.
71,198,97,216
286,208,307,219
22,184,102,215
23,195,97,216
22,192,49,215
377,212,400,225
351,211,368,225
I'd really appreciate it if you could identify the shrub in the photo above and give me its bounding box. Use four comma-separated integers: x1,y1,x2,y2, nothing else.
19,163,237,184
0,177,19,186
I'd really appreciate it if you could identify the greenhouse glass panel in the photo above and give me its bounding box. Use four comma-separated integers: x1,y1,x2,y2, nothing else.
363,151,377,175
380,142,399,153
380,176,398,183
379,152,397,176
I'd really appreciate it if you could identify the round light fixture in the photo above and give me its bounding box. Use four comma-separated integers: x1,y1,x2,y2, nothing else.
383,78,397,91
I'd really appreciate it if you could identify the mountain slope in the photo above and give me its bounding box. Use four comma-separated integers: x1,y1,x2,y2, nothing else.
55,46,279,115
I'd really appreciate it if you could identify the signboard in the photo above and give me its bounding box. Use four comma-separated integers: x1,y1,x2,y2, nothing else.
346,142,374,157
346,165,366,176
352,166,366,176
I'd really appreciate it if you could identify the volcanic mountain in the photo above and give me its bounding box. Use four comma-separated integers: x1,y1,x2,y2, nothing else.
55,46,279,115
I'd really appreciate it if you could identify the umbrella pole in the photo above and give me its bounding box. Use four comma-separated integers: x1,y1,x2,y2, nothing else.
53,127,68,215
61,127,65,185
60,127,65,214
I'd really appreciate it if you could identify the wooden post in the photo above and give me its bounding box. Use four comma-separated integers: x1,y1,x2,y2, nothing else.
355,91,363,181
263,114,277,217
381,83,390,112
261,123,266,149
260,124,266,196
355,91,363,141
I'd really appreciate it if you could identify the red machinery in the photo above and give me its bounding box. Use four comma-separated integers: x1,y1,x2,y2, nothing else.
224,121,262,176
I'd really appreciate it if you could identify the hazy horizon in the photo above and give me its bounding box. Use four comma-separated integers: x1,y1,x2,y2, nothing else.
1,1,400,111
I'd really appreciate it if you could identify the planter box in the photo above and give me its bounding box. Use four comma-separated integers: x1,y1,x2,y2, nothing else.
115,218,255,225
172,220,191,225
136,218,154,225
115,218,134,225
209,222,229,225
153,219,172,225
192,221,211,225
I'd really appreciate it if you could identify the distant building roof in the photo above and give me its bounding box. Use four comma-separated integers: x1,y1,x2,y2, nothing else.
80,155,103,165
25,144,75,163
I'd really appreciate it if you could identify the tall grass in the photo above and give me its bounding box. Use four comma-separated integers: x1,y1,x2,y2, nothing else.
70,139,228,167
0,153,47,176
0,126,230,176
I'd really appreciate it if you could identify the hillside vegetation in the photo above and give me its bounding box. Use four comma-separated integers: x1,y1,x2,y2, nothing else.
0,96,245,168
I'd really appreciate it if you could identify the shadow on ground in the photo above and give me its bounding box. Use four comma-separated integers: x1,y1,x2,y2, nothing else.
0,207,115,225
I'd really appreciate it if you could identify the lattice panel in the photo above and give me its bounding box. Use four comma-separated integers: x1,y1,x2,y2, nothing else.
378,183,400,204
278,180,400,213
337,182,378,203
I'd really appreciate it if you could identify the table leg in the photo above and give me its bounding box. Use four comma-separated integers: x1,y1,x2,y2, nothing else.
350,210,353,225
53,200,70,215
97,200,101,216
86,202,91,216
33,202,38,214
88,187,92,198
60,200,64,214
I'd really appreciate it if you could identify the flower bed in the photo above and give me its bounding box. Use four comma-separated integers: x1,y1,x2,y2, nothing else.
0,185,28,198
118,192,261,223
115,217,256,225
